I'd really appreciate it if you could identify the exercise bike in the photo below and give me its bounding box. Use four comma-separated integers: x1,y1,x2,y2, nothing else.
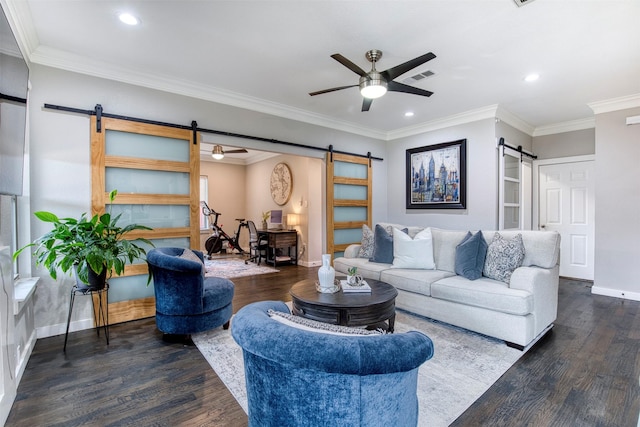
201,201,248,257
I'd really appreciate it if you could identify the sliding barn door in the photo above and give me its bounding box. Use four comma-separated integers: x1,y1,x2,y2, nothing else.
326,153,372,259
91,116,200,324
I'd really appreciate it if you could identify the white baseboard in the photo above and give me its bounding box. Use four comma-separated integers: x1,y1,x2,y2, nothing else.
37,318,95,339
298,260,321,267
591,286,640,302
15,328,37,382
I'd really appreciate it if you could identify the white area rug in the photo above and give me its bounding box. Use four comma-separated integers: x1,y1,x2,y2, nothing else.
193,310,525,427
204,257,278,279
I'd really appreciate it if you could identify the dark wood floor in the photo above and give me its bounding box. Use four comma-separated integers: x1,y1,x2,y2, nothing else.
6,267,640,426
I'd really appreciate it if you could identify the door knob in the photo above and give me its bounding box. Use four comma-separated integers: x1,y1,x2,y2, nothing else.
540,224,546,229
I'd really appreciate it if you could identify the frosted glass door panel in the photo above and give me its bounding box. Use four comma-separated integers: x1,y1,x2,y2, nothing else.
504,207,520,230
109,204,190,228
334,184,367,200
334,161,367,179
109,276,154,303
106,168,190,194
334,207,367,222
504,180,520,204
106,130,189,161
504,155,520,180
334,228,362,245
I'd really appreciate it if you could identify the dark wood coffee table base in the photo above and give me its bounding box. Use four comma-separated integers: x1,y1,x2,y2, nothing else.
289,278,398,332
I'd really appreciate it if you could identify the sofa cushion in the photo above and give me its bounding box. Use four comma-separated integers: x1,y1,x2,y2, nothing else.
431,228,470,273
380,268,455,297
369,224,407,264
357,224,375,258
333,257,389,281
391,227,435,269
431,276,533,315
454,231,488,280
483,232,525,283
494,230,560,269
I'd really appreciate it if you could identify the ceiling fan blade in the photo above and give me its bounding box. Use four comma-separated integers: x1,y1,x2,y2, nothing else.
362,97,373,112
331,53,368,77
309,84,358,96
225,149,248,154
387,81,434,97
381,52,436,81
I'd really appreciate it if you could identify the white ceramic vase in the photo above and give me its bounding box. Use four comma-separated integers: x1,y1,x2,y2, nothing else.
317,254,335,290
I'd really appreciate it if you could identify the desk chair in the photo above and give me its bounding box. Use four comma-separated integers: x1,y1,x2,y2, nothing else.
246,220,268,265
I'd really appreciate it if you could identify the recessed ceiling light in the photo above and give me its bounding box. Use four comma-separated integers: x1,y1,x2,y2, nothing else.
524,73,540,82
119,13,140,26
405,111,415,117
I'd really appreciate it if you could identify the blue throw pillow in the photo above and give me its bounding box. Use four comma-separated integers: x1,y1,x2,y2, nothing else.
369,224,408,264
454,230,488,280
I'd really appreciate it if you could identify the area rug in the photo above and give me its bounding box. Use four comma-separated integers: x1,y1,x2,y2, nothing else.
193,309,526,427
204,257,278,279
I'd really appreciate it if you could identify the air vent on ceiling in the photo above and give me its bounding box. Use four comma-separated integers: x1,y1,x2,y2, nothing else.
514,0,537,7
403,70,435,85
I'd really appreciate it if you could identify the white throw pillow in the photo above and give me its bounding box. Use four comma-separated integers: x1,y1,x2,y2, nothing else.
391,227,436,269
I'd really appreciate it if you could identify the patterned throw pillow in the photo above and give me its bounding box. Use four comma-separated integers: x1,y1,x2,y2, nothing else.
268,310,383,336
482,232,525,283
357,224,375,258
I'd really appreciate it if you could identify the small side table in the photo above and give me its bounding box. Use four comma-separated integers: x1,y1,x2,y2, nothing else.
64,283,109,352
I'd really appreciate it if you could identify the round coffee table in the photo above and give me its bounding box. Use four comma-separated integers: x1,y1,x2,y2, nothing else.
289,278,398,332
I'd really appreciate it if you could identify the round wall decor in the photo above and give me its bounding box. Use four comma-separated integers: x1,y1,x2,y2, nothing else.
270,162,292,206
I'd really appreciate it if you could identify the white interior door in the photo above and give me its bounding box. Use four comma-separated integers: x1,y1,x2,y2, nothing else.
538,160,595,280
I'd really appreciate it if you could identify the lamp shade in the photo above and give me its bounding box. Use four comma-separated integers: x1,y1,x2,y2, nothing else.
287,213,300,227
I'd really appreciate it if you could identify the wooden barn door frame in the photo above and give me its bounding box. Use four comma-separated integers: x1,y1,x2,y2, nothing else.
326,152,372,259
90,116,200,324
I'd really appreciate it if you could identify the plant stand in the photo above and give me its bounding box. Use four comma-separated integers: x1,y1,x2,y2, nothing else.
64,283,109,352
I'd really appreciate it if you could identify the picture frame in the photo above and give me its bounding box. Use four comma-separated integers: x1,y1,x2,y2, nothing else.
406,139,467,209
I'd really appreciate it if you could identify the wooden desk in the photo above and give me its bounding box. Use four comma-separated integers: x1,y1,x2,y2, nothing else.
258,229,298,266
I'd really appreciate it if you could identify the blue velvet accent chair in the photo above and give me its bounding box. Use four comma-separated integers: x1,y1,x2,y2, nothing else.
231,301,434,427
146,247,234,335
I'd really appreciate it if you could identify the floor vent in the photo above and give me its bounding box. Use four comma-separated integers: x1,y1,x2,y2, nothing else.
514,0,537,7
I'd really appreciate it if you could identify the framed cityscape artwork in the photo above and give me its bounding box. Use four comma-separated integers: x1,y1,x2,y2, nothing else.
406,139,467,209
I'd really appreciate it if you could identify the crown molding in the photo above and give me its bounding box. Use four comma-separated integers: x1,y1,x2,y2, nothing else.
28,45,389,140
495,106,535,136
387,105,501,140
588,93,640,115
2,0,38,62
532,117,595,137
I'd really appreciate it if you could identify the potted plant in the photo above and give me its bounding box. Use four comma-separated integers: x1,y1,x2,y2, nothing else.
14,190,153,290
261,211,270,230
346,266,363,286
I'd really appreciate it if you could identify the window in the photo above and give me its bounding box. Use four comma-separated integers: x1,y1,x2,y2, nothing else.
200,175,208,230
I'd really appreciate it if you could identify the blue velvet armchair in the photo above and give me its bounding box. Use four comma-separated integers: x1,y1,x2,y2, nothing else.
231,301,434,427
146,247,234,335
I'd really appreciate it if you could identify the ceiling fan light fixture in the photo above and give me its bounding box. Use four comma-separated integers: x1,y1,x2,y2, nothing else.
211,144,224,160
360,74,388,99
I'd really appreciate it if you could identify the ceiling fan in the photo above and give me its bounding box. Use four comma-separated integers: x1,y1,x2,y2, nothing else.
211,144,248,160
309,49,436,112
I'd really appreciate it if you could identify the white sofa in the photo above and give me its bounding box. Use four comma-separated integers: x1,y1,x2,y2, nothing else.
333,224,561,349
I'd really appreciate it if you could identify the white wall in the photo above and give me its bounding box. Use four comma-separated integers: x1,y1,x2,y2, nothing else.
592,106,640,300
386,118,500,230
24,64,387,334
533,128,595,160
245,154,324,265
